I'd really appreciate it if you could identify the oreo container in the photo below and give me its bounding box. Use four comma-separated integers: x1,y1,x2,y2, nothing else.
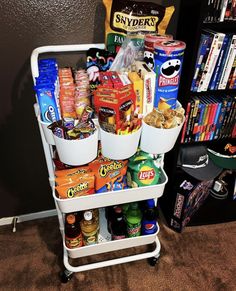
153,40,186,110
144,34,173,70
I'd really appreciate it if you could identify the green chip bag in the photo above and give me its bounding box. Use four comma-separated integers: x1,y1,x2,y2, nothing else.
127,150,161,187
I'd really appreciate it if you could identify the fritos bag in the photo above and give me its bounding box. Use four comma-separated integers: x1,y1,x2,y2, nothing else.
103,0,175,53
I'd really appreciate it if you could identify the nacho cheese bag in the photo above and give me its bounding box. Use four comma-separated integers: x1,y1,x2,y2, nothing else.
103,0,175,53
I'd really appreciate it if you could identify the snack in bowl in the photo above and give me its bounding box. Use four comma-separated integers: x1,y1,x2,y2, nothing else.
144,107,185,129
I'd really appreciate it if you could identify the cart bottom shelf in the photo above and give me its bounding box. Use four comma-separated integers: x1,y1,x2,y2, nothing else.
63,236,161,273
63,208,160,258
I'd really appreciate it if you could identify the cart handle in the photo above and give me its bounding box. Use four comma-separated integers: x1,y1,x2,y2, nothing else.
30,43,105,83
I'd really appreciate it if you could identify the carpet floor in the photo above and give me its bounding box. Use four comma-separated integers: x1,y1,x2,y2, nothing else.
0,216,236,291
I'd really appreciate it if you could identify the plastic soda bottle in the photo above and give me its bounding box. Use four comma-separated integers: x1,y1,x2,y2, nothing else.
125,202,142,237
141,199,158,235
111,206,126,240
80,210,99,246
65,214,83,248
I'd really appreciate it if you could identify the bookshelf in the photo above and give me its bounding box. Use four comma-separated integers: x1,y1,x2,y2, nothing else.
177,0,236,143
159,0,236,231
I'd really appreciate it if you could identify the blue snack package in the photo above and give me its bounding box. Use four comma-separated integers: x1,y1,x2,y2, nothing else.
36,86,60,123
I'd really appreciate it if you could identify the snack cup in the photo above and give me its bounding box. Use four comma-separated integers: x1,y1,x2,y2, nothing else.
53,128,98,166
38,116,55,145
140,119,184,154
100,127,142,160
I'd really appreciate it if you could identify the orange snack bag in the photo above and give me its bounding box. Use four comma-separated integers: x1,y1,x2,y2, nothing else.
55,173,94,186
55,166,91,177
89,159,128,192
55,175,95,199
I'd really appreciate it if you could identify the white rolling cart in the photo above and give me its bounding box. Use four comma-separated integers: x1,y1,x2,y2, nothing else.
31,44,168,283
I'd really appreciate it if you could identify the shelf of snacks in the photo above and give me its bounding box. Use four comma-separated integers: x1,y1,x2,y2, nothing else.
53,166,168,213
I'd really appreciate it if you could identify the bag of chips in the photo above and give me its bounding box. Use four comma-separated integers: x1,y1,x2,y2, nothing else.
103,0,175,53
127,150,161,187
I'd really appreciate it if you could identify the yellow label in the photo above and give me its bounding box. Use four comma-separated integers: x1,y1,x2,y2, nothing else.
113,12,158,33
99,161,123,178
137,165,155,185
67,182,89,198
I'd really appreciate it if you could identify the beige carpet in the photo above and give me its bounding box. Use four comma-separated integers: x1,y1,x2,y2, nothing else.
0,216,236,290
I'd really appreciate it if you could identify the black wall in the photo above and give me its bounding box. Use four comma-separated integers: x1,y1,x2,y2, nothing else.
0,0,179,218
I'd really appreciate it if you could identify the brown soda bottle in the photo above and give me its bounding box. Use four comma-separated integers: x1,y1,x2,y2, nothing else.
65,214,83,248
111,206,126,240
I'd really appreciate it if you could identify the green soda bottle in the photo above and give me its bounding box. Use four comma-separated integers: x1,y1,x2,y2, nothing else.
125,202,142,237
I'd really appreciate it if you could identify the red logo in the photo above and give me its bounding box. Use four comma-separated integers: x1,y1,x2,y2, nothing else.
158,75,179,87
138,169,155,180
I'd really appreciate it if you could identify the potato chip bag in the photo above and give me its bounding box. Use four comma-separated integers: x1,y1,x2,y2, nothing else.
127,150,161,187
103,0,175,53
55,175,95,199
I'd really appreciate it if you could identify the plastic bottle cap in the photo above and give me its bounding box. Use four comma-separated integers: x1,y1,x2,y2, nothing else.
84,211,92,221
130,202,138,209
115,207,122,214
66,214,75,224
147,199,155,208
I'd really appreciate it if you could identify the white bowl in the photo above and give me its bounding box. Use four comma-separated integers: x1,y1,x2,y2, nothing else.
38,116,55,145
53,128,98,166
140,118,184,154
100,127,142,160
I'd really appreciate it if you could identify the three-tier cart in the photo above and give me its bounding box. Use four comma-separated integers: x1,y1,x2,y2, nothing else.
31,44,168,283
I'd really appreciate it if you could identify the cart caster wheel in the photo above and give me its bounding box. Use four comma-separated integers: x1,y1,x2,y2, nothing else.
60,270,73,283
148,257,159,267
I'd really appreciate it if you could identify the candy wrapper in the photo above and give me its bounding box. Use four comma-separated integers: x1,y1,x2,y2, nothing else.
48,106,96,140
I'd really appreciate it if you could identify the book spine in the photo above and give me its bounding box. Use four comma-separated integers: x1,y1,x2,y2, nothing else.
200,32,225,91
219,96,232,138
225,0,233,20
229,65,236,89
227,55,236,88
190,97,200,142
191,34,210,91
204,100,215,140
207,100,218,140
213,97,228,139
180,101,191,143
185,99,195,143
209,34,229,90
219,0,229,21
218,35,236,89
223,97,236,138
215,34,232,89
194,35,213,92
200,101,210,141
195,102,205,141
210,101,222,140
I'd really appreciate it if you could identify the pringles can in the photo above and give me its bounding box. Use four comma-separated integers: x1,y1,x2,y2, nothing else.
144,34,173,70
153,40,186,110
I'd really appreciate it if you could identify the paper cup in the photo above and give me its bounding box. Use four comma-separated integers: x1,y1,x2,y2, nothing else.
100,127,142,160
140,119,184,154
38,116,55,145
53,129,98,166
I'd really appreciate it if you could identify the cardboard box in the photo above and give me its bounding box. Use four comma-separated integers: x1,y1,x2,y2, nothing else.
159,167,213,232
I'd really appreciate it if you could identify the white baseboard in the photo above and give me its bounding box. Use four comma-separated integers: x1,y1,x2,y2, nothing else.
0,209,57,227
